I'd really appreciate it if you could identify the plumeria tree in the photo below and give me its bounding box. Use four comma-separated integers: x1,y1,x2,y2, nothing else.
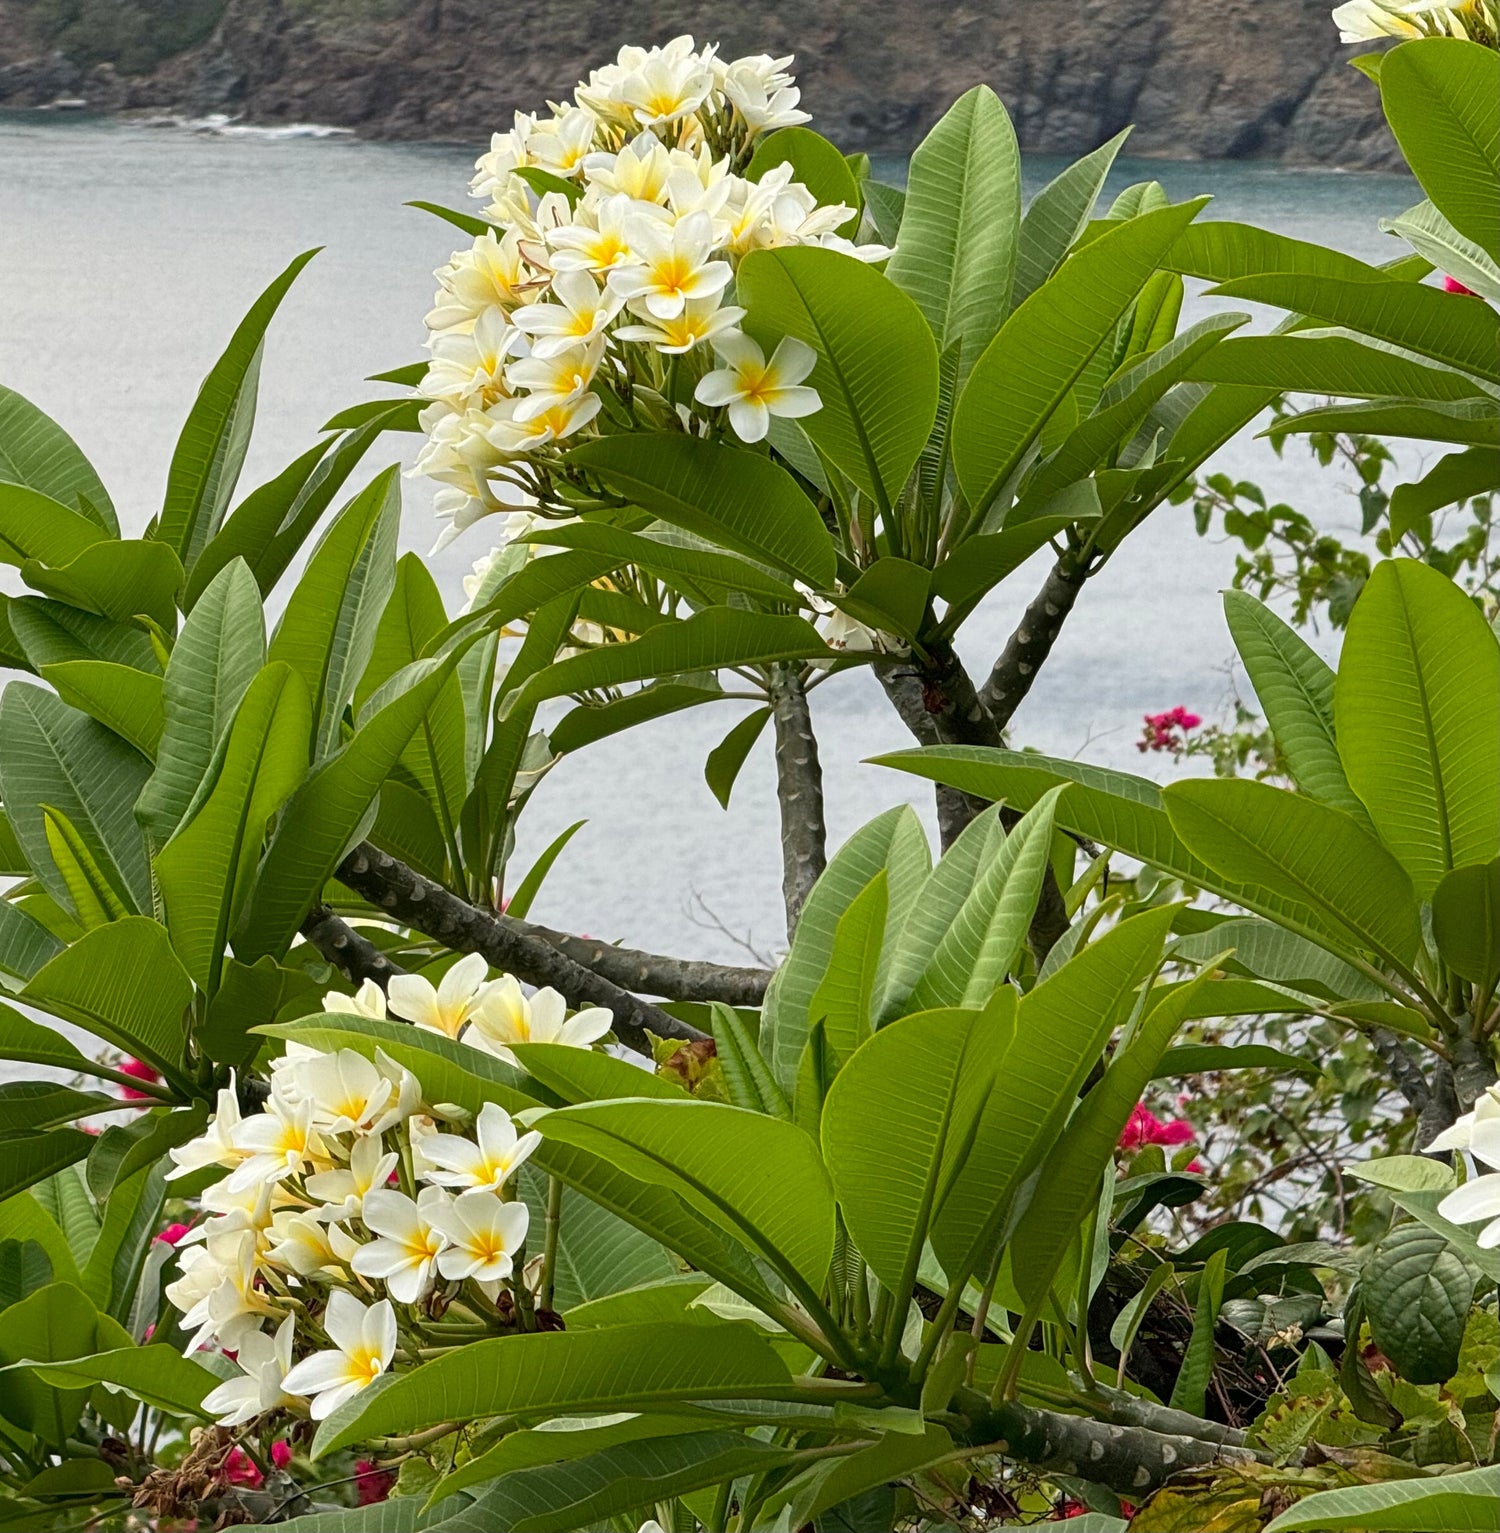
0,16,1496,1533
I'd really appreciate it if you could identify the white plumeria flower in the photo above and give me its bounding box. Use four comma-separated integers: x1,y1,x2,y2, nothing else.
470,112,540,199
201,1315,299,1427
1427,1084,1500,1156
507,336,605,419
615,295,745,354
265,1210,357,1277
1439,1168,1500,1248
511,272,623,358
324,978,388,1020
282,1291,398,1421
426,229,531,333
817,232,896,263
1430,1089,1500,1248
722,59,809,133
304,1133,400,1222
423,309,521,410
484,394,602,454
167,1075,244,1180
549,193,663,273
607,210,731,320
171,1230,280,1354
227,1092,322,1193
465,977,613,1066
431,1190,531,1295
387,952,492,1040
290,1050,402,1138
527,106,598,177
417,1101,541,1193
351,1185,452,1303
611,44,716,128
576,136,674,205
695,333,820,443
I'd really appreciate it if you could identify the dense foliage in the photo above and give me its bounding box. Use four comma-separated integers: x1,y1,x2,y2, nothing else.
0,16,1496,1533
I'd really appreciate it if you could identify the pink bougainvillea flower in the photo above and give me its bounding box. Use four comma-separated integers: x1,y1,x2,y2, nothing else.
1137,706,1201,755
356,1459,396,1505
1443,276,1479,296
1119,1101,1197,1151
119,1057,161,1100
156,1222,192,1246
271,1441,293,1470
223,1447,262,1489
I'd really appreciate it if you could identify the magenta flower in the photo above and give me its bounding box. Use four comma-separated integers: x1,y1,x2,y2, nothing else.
1137,706,1202,755
1119,1101,1197,1151
156,1222,192,1246
1443,276,1479,297
118,1057,160,1101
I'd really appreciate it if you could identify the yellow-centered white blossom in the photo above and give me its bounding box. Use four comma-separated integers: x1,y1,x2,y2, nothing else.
351,1185,453,1304
281,1290,398,1420
387,951,492,1039
431,1190,531,1295
417,1101,541,1193
695,333,820,443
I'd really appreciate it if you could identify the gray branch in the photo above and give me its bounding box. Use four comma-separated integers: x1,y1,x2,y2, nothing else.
768,663,827,938
335,843,708,1053
516,922,771,1006
299,904,404,990
977,550,1089,731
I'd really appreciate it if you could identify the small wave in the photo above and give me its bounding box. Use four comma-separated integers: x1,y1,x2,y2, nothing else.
137,111,353,139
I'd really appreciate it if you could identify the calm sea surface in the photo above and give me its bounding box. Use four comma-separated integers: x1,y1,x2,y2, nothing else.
0,117,1420,963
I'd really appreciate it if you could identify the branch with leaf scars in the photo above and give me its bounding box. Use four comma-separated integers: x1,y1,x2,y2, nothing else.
768,662,828,938
299,904,405,989
977,549,1089,731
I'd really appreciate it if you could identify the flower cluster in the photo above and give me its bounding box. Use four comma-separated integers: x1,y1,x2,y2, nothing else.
162,963,612,1428
413,36,890,553
1332,0,1498,44
1136,705,1202,755
1429,1084,1500,1248
1119,1099,1204,1173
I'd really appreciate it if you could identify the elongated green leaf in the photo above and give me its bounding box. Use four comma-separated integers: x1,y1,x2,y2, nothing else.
158,249,319,567
0,1189,79,1287
0,385,115,533
1390,446,1500,542
1382,198,1500,302
1168,1247,1226,1415
808,871,887,1064
0,484,108,570
824,1002,1008,1297
532,1098,835,1296
0,684,151,913
0,900,64,982
155,663,311,991
0,1132,93,1208
313,1322,791,1458
1171,916,1382,1001
238,654,462,961
500,609,829,720
269,465,401,760
10,1345,216,1417
930,513,1078,623
1222,590,1368,822
1188,334,1484,402
1208,273,1498,378
739,246,939,511
1154,1044,1319,1079
1432,858,1500,988
1335,559,1500,899
762,805,929,1092
0,1082,113,1136
930,905,1177,1284
40,661,163,757
522,515,802,604
1166,221,1391,285
0,1005,91,1076
1012,129,1130,309
1166,779,1423,967
952,198,1208,514
1380,38,1499,259
887,85,1020,375
42,805,132,927
710,1003,790,1119
22,540,183,630
1269,396,1498,447
23,918,193,1079
1263,1465,1500,1533
569,433,834,588
0,1281,106,1443
137,559,266,841
704,705,772,809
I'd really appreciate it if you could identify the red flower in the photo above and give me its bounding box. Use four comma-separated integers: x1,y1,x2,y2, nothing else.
271,1441,293,1470
1443,276,1479,296
223,1447,262,1489
1137,706,1201,754
156,1222,192,1245
119,1057,160,1101
1119,1101,1197,1151
355,1460,396,1505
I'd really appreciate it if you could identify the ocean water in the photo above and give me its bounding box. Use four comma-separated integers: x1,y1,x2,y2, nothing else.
0,116,1421,963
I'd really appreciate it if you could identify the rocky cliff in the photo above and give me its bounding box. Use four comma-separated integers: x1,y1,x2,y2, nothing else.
0,0,1400,167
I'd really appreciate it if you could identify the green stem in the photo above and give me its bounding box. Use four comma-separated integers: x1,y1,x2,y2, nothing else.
539,1175,563,1314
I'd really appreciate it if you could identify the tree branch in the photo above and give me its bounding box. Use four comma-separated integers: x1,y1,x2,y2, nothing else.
335,843,709,1052
977,549,1089,731
516,922,771,1006
299,905,404,989
768,663,827,939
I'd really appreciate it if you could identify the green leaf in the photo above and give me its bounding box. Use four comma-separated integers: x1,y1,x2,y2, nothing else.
567,434,835,588
511,1043,685,1107
238,653,464,961
22,540,183,630
738,246,939,512
0,1083,112,1137
0,384,115,533
0,902,64,982
0,1190,79,1288
1223,591,1369,823
1379,38,1499,260
1335,558,1500,899
552,684,723,759
1364,1222,1478,1385
531,1098,835,1297
1207,273,1498,378
1164,779,1423,967
1432,858,1500,988
1382,198,1500,302
1155,1044,1320,1079
823,1002,1008,1298
1012,129,1130,309
762,805,930,1093
1389,447,1500,542
86,1107,205,1204
1166,221,1394,286
929,905,1177,1286
0,1129,93,1209
0,1004,93,1077
40,661,163,757
0,484,109,570
155,663,312,992
705,706,773,810
833,559,930,644
0,1281,105,1444
456,1429,800,1533
710,1003,791,1120
1187,333,1486,402
1262,1465,1500,1532
886,85,1020,376
136,558,267,841
930,513,1080,624
312,1321,791,1458
746,127,859,235
500,609,829,720
42,805,133,928
0,684,152,914
158,248,319,568
1268,396,1499,447
9,1345,217,1418
22,918,193,1081
808,871,887,1065
952,198,1209,515
269,465,402,760
1168,1247,1227,1416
